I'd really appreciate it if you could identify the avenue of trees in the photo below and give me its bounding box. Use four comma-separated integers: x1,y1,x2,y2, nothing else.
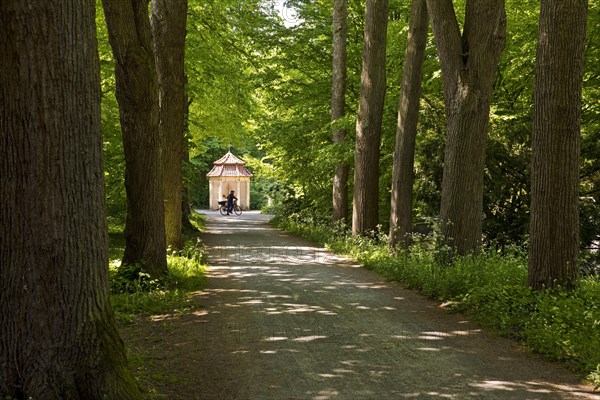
242,0,596,289
1,0,598,396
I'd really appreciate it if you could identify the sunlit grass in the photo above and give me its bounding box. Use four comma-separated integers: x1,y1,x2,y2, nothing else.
108,213,208,324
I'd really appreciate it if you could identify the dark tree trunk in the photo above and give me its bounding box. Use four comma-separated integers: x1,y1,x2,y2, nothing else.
332,0,350,223
426,0,506,255
0,1,141,398
102,0,168,276
152,0,188,250
352,0,389,236
528,0,588,290
389,0,428,248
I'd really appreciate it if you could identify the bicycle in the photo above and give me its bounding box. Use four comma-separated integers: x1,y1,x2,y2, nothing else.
218,200,242,216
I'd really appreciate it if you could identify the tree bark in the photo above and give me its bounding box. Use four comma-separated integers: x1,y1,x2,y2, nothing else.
152,0,188,251
528,0,587,290
389,0,428,248
102,0,168,276
332,0,350,223
0,1,141,398
352,0,389,236
426,0,506,255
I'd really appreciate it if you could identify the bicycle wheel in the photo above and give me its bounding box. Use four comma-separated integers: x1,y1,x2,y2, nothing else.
234,205,242,216
219,205,228,216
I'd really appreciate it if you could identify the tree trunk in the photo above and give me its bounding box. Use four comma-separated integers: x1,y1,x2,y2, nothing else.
528,0,587,290
152,0,188,251
102,0,168,276
352,0,389,236
426,0,506,255
389,0,428,248
332,0,350,223
0,1,141,398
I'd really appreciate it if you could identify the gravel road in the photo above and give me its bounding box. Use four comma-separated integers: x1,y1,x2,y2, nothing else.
122,210,597,399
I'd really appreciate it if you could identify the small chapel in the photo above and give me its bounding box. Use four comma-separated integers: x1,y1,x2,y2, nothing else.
206,150,252,210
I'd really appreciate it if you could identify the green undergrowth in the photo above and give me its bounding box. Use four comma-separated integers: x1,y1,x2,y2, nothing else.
271,213,600,388
109,213,208,325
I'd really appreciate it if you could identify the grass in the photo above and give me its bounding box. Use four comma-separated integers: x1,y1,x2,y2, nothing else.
271,212,600,389
108,212,208,324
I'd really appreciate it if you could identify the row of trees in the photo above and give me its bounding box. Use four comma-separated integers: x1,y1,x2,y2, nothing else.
1,0,199,395
339,0,588,289
198,0,595,291
102,0,189,278
251,0,592,290
177,0,595,289
1,0,596,396
2,0,278,395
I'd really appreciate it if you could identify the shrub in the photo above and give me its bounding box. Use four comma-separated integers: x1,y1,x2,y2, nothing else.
109,239,207,324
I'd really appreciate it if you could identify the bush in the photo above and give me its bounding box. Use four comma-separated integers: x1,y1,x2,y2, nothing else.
523,280,600,371
109,239,207,324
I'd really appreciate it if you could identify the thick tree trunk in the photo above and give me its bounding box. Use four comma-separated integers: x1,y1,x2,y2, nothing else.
528,0,587,290
332,0,350,223
0,1,141,398
389,0,428,248
102,0,168,276
352,0,389,236
152,0,188,251
439,91,492,254
426,0,506,255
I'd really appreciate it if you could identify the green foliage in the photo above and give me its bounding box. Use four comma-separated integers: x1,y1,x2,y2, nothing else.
273,214,600,379
186,0,262,145
254,0,599,256
97,0,127,227
249,0,364,213
109,235,207,324
109,262,164,295
187,211,207,232
96,0,599,249
588,364,600,391
521,280,600,371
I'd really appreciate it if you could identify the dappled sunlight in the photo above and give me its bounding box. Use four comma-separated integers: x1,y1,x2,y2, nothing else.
149,314,177,322
206,226,275,234
465,380,595,398
293,335,328,342
416,346,448,352
263,336,288,342
206,244,348,266
238,299,264,305
154,211,600,399
313,388,339,400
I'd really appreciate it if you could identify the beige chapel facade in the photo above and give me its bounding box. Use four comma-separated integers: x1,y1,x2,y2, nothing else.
206,151,252,210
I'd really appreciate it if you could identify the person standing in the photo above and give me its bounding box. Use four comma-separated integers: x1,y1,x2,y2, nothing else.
226,190,237,215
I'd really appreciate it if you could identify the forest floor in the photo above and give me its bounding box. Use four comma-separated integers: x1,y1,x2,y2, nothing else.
119,211,598,399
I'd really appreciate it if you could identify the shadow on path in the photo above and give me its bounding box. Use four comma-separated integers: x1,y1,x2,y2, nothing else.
121,210,597,400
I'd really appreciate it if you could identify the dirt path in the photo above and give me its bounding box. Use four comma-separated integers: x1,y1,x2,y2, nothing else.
120,211,597,399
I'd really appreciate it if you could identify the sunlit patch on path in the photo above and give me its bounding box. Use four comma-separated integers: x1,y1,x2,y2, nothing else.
121,210,596,399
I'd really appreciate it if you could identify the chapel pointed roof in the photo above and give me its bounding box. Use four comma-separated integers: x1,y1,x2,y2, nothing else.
206,151,253,177
213,151,246,165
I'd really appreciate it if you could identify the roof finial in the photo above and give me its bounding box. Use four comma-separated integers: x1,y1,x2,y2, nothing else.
228,144,232,153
